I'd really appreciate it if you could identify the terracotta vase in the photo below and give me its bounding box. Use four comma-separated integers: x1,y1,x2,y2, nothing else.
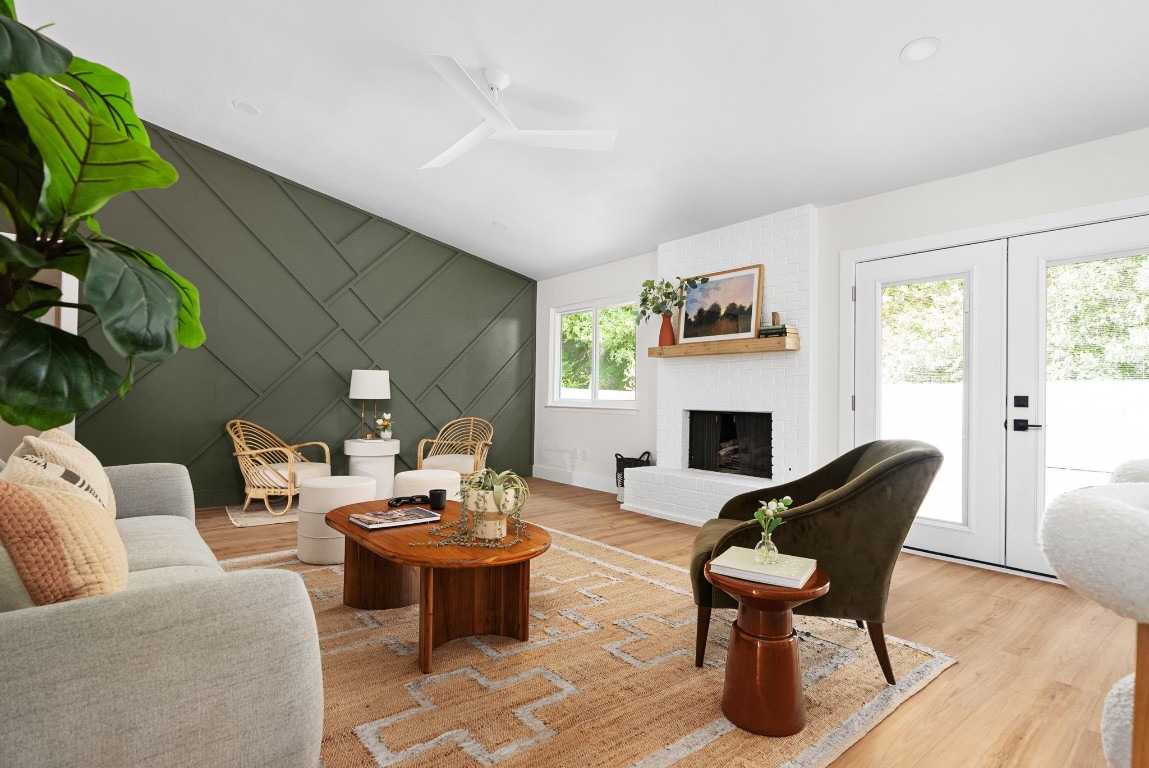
658,314,676,346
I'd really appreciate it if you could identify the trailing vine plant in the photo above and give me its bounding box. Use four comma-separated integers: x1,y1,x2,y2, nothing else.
411,469,533,549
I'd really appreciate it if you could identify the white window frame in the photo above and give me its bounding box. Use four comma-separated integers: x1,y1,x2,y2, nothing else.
549,294,638,410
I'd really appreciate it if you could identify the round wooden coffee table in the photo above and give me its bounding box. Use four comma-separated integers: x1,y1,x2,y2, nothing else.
326,500,551,673
704,563,830,736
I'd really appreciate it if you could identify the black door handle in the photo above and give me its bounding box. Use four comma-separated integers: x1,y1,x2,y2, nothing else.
1013,419,1044,432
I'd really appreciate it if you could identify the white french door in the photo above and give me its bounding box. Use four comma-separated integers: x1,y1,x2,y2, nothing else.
1005,216,1149,573
853,215,1149,574
855,241,1006,563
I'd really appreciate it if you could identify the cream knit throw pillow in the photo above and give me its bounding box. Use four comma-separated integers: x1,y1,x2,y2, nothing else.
4,429,115,517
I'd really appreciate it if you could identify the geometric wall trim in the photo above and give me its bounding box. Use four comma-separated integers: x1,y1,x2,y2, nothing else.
77,128,535,507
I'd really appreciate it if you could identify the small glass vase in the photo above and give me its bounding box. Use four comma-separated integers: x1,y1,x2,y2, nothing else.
753,531,779,564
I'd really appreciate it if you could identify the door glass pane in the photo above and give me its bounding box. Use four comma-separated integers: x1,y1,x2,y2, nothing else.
559,311,593,400
1045,253,1149,500
880,278,965,523
596,305,637,401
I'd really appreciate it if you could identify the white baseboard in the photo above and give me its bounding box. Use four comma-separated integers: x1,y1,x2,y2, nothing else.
619,501,706,527
532,465,619,495
901,547,1061,584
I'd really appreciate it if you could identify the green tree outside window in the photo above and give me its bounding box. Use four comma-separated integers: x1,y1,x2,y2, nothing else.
558,304,636,400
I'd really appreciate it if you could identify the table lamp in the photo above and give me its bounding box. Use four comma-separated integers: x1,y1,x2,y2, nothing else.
349,369,391,440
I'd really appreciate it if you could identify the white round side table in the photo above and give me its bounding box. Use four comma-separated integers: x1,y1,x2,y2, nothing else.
298,476,376,565
343,438,401,500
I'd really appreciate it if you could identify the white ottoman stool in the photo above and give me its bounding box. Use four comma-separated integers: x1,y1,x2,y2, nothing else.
393,469,462,500
298,476,376,565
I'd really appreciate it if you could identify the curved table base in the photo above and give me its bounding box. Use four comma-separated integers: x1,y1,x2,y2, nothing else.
342,538,532,673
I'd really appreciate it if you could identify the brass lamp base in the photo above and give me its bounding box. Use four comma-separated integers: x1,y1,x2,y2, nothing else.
359,400,379,440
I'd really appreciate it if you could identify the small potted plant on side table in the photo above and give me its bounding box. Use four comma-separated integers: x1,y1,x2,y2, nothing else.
375,413,394,440
752,496,792,564
637,276,708,346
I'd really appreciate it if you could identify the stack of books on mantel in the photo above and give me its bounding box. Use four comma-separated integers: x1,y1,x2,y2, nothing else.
758,324,798,338
709,546,817,588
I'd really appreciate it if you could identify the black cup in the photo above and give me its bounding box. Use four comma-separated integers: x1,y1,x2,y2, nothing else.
429,488,447,511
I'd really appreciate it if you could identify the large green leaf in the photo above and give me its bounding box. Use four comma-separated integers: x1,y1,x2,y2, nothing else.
0,15,71,75
7,73,177,226
0,234,45,267
6,279,59,318
83,239,180,361
54,57,149,146
0,1,16,20
0,310,119,418
0,402,73,430
96,237,205,348
0,89,44,237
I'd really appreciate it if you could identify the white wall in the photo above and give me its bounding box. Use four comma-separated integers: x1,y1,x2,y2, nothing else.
816,126,1149,463
533,251,660,492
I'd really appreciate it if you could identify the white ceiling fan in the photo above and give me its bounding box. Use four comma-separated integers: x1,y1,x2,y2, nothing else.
421,54,618,169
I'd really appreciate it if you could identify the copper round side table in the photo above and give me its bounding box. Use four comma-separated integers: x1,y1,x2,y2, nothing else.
704,563,830,736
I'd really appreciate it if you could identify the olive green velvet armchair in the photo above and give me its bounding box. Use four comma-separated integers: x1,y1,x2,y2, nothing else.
690,439,943,683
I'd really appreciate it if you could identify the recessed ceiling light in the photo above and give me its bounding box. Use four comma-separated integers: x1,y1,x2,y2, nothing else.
899,37,941,65
490,221,511,232
232,100,260,115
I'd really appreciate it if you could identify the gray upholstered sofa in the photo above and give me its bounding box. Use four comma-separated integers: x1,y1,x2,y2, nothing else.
0,462,323,768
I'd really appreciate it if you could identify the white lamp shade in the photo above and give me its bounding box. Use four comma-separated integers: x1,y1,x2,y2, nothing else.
349,369,391,400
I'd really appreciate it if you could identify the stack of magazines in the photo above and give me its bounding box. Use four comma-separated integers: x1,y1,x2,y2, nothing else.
349,507,440,530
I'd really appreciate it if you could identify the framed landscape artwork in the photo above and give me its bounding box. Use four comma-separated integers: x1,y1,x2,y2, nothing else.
677,264,764,343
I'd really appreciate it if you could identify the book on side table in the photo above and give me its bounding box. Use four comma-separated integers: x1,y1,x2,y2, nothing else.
350,507,441,530
709,546,817,588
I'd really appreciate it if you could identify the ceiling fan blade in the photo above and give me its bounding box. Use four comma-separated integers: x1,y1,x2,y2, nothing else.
421,122,496,169
423,54,514,131
490,129,617,152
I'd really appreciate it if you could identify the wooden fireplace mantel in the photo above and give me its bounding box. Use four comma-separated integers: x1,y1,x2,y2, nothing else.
647,333,800,358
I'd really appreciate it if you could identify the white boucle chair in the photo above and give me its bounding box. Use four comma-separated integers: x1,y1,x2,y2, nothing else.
1043,466,1149,768
393,469,462,501
1112,460,1149,484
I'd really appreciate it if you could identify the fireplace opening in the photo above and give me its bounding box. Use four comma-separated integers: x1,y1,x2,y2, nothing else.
688,411,772,479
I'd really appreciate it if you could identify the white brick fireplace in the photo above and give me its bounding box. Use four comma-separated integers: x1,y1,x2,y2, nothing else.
621,205,818,526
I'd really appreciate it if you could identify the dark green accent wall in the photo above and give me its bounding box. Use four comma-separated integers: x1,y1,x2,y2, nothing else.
76,128,535,507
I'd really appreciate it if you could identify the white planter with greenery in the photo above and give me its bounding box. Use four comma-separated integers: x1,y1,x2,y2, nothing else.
461,469,530,540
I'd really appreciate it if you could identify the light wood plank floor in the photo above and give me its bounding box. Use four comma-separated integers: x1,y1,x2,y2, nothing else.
198,478,1131,767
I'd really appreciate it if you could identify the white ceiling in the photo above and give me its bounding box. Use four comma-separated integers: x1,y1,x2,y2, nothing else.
23,1,1149,279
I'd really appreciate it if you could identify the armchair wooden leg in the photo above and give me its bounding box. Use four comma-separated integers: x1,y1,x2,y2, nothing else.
867,622,896,685
1134,622,1149,768
695,605,711,668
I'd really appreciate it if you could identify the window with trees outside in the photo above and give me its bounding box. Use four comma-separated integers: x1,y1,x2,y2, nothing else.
554,303,637,404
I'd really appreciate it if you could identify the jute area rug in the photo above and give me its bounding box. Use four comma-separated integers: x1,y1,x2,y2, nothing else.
224,501,297,527
223,529,955,768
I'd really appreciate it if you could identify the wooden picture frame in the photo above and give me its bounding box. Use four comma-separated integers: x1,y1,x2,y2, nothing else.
677,264,764,344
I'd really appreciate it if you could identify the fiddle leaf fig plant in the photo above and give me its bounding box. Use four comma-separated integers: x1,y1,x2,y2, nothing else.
0,1,204,429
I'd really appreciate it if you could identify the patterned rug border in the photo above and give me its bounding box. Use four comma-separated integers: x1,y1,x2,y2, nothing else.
220,527,957,768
